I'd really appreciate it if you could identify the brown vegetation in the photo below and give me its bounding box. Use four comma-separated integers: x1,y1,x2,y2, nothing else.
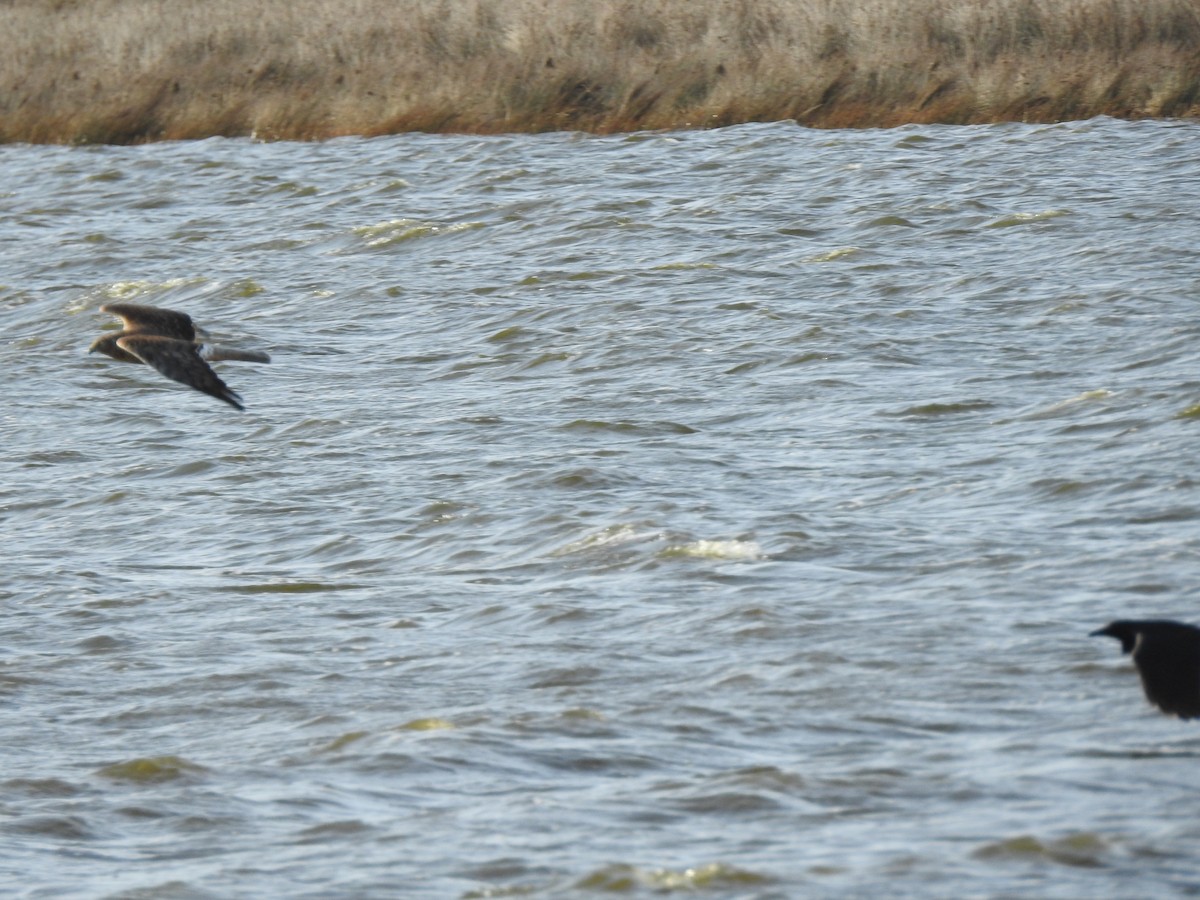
2,0,1199,143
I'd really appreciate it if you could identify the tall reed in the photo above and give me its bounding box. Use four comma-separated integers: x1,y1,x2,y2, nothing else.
2,0,1198,142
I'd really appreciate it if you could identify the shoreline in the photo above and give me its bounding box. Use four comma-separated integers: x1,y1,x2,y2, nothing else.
4,0,1199,144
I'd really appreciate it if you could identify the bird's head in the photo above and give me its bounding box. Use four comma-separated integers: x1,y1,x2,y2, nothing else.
89,333,139,363
1090,621,1140,654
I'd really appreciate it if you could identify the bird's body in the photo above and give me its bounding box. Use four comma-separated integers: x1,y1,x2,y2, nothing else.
1091,619,1200,719
90,303,269,410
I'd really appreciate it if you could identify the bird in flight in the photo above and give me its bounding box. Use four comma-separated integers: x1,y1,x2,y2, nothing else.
1091,619,1200,719
90,303,270,410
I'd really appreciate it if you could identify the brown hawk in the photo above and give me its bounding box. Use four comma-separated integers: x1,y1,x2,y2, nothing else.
90,303,269,410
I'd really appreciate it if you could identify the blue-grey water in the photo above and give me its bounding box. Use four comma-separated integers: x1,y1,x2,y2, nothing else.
3,117,1200,898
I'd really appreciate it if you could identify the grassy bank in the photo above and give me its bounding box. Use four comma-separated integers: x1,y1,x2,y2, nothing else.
3,0,1199,143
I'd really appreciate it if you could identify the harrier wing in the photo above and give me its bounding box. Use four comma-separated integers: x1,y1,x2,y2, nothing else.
116,335,244,410
101,303,197,341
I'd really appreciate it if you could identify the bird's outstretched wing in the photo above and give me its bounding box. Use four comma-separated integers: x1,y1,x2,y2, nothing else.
116,336,245,410
1134,629,1200,719
101,303,197,341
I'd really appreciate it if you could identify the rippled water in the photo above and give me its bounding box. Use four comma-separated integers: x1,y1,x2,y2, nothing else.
4,117,1200,897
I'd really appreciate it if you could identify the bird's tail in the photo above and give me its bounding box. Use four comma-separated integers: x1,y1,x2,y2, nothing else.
202,345,271,364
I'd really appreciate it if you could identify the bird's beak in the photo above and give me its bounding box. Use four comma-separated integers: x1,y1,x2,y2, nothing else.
1090,626,1112,638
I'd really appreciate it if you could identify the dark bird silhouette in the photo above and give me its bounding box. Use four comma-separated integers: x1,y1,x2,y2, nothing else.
1091,619,1200,719
90,303,269,410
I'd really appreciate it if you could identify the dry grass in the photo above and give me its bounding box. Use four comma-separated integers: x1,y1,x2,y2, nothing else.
2,0,1198,143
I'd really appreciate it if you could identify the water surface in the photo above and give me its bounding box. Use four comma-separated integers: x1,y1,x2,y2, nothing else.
3,118,1200,897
